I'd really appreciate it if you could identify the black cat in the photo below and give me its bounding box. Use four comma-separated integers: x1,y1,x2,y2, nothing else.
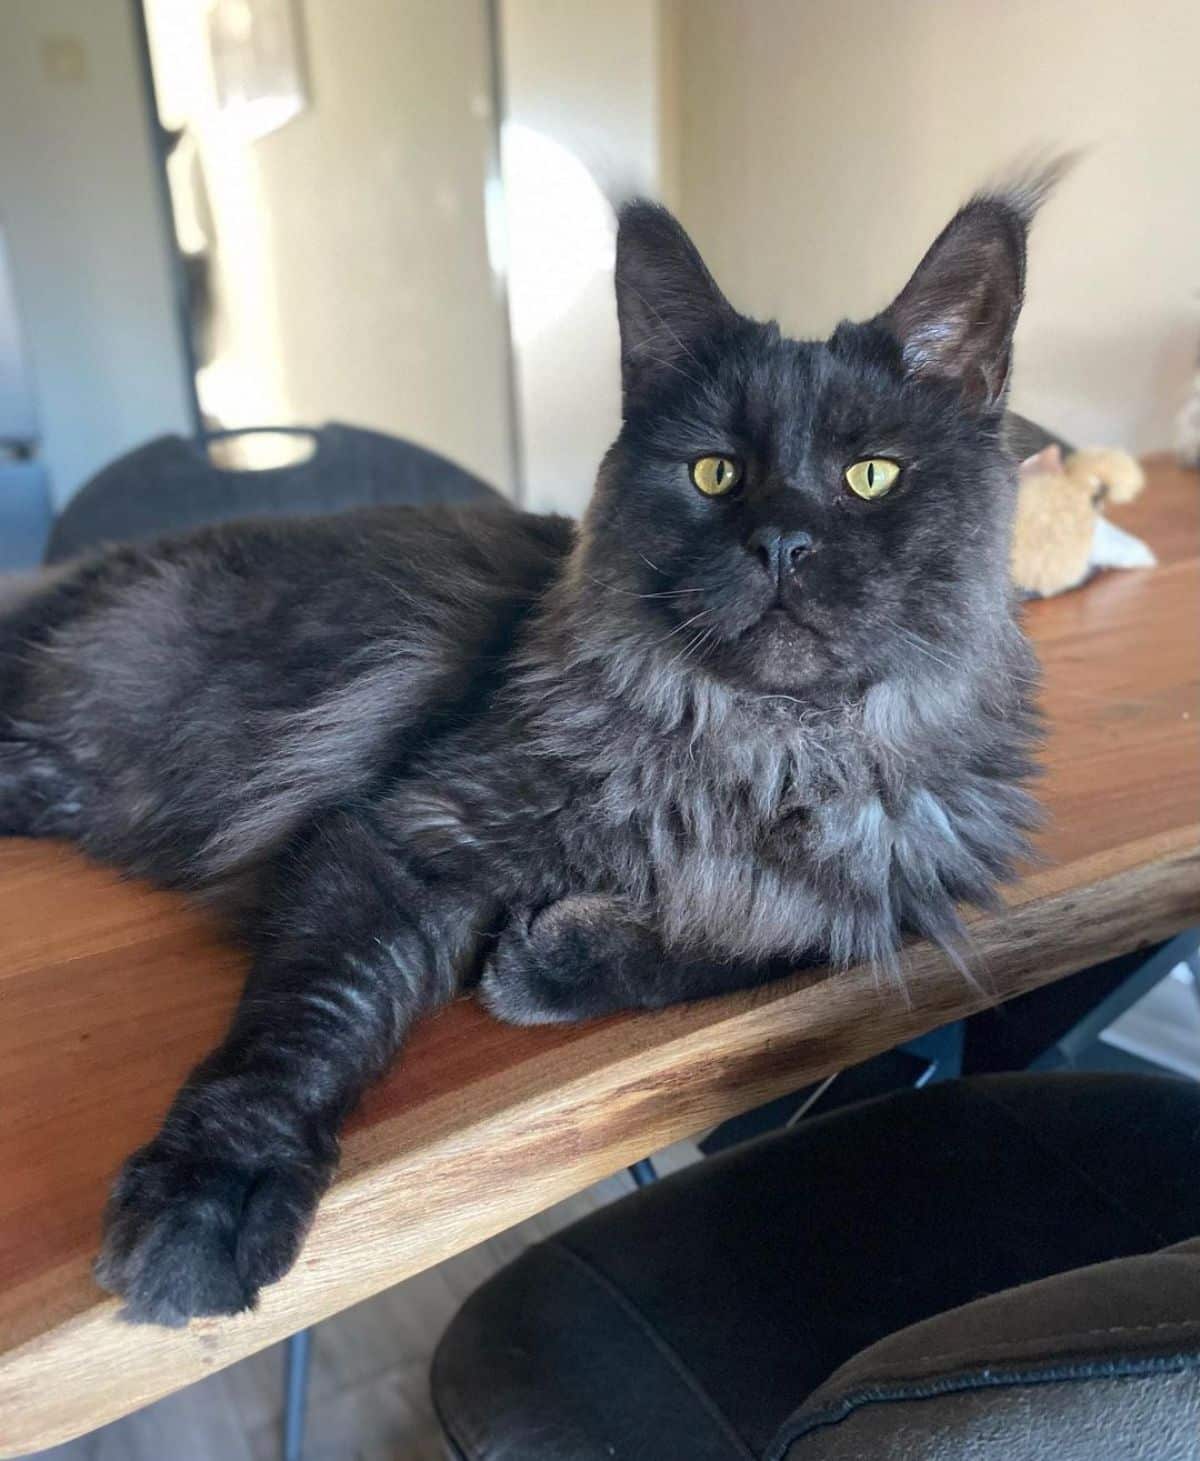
0,173,1051,1325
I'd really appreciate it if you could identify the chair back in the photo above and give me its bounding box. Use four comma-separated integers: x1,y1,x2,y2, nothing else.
45,423,501,563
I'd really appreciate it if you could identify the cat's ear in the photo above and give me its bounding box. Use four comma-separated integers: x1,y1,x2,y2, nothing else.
876,164,1066,410
615,201,739,406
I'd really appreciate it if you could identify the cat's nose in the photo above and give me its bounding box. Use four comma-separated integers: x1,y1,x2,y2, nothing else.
748,527,815,582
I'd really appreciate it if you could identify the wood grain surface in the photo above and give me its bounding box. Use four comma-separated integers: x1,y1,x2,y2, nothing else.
1,456,1197,1456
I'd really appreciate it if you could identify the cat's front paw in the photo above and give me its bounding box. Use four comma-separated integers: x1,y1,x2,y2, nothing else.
478,914,579,1026
479,897,633,1025
94,1139,327,1326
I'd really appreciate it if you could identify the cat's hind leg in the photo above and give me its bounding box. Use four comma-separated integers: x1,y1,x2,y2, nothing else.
0,567,87,837
0,732,82,837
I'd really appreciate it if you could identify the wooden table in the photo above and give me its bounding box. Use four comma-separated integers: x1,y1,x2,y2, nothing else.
2,457,1198,1456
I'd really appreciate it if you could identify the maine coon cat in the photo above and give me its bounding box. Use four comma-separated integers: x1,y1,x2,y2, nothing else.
0,174,1049,1325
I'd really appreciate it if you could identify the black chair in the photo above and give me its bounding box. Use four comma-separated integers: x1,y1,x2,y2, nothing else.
432,1072,1200,1460
44,422,500,563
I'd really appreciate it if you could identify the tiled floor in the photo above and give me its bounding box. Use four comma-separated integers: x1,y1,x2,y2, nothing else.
1102,962,1200,1080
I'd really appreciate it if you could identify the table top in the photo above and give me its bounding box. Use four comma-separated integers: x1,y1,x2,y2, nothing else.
2,457,1198,1456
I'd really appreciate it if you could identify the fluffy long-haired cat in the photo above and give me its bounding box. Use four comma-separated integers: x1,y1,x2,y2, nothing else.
0,172,1050,1325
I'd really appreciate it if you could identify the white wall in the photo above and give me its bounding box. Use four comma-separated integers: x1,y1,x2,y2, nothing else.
0,0,191,505
253,0,514,491
147,0,514,493
671,0,1200,453
0,226,37,442
499,0,662,513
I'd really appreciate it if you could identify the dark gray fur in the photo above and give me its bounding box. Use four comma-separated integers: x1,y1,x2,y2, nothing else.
0,174,1051,1324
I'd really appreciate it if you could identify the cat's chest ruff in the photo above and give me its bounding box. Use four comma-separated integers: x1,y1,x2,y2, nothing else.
652,773,978,962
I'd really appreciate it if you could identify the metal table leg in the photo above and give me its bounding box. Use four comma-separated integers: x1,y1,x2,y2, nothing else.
282,1327,312,1461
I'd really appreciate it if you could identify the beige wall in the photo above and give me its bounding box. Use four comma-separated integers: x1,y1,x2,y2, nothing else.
0,0,191,504
671,0,1200,453
147,0,514,492
499,0,663,513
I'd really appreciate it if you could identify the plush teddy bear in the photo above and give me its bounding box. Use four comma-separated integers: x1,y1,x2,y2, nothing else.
1010,443,1155,597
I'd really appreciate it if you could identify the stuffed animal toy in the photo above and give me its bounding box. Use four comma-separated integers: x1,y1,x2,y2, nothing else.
1011,443,1155,597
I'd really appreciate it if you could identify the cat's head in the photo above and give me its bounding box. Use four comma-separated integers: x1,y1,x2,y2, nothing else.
576,172,1059,701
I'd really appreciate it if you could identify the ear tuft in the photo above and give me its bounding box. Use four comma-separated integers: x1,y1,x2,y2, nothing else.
984,150,1081,228
615,201,739,407
877,153,1076,410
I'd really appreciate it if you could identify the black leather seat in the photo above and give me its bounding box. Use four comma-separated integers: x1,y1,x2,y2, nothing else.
44,422,500,563
432,1073,1200,1460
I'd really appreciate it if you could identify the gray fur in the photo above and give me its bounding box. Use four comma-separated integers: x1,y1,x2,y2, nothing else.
0,177,1052,1323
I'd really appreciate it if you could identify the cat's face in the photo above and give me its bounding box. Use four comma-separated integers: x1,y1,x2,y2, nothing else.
579,188,1040,698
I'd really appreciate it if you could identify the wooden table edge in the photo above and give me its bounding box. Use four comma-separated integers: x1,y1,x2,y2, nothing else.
1,823,1198,1455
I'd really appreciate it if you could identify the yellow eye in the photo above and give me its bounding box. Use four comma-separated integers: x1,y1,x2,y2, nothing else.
691,455,742,496
844,458,900,500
